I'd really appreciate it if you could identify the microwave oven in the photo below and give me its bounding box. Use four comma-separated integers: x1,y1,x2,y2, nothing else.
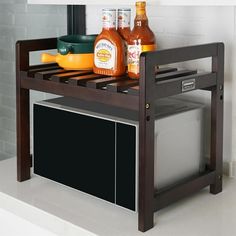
33,97,205,211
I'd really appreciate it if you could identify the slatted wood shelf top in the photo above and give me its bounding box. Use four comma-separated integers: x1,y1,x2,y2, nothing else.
20,63,216,100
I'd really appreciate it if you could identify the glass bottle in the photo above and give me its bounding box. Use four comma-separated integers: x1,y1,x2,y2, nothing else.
127,1,157,79
93,9,126,77
117,8,131,69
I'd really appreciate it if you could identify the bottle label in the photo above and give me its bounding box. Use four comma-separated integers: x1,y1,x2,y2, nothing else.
128,44,156,75
95,39,116,69
102,9,116,29
118,9,131,28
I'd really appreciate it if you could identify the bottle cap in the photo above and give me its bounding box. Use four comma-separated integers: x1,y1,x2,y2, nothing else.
136,1,146,15
136,1,146,8
118,8,131,28
102,9,116,29
118,8,131,12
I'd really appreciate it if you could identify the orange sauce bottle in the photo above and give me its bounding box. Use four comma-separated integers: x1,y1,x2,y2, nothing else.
93,9,126,77
117,8,131,69
127,1,157,79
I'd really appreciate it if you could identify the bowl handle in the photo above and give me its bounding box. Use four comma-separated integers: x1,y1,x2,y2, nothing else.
41,53,57,63
58,45,71,55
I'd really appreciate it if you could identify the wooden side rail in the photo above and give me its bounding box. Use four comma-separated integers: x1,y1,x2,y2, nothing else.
155,72,217,99
20,77,139,111
154,171,216,211
142,42,220,66
16,38,57,71
138,42,224,232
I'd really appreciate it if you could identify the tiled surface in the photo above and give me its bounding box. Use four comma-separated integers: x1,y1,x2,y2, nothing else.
0,157,236,236
0,0,67,157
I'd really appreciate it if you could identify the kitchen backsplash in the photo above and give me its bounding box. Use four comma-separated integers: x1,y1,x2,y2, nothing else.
0,1,234,167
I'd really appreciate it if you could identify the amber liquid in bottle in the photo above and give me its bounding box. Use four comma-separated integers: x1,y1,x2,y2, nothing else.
127,1,157,79
93,9,125,76
117,9,131,69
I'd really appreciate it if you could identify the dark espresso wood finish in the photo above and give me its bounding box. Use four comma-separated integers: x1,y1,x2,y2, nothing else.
35,69,71,80
107,80,139,92
154,171,216,211
156,69,197,81
51,71,93,83
68,73,105,85
20,63,59,77
156,67,177,74
86,76,126,89
16,38,57,182
16,42,30,182
16,39,224,232
138,52,155,232
210,43,224,194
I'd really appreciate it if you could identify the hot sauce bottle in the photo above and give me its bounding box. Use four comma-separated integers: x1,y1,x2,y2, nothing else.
93,9,126,76
117,8,131,68
127,1,157,79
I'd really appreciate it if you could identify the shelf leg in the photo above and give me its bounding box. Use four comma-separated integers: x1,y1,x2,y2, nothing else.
210,43,224,194
16,42,31,182
210,88,223,194
16,88,31,182
138,58,155,232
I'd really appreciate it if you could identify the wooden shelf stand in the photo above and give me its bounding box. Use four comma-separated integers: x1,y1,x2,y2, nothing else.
16,38,224,232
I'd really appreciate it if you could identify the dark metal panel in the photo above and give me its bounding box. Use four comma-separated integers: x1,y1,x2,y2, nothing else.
67,5,86,35
34,104,115,203
116,124,136,211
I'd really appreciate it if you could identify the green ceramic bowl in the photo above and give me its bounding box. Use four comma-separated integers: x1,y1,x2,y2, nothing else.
57,34,97,55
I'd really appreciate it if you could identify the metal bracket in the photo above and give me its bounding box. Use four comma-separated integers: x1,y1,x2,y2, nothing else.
182,78,196,92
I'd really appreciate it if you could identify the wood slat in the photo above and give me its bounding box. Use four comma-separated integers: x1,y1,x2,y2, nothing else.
86,76,127,89
156,69,197,81
155,72,216,99
20,63,59,77
107,79,139,92
128,72,214,96
127,85,140,95
156,67,177,75
68,74,106,86
51,70,93,83
35,69,71,80
154,171,216,211
145,43,218,66
21,76,139,111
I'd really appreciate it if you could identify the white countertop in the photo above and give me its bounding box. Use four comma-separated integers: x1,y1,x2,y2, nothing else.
0,157,235,236
27,0,236,6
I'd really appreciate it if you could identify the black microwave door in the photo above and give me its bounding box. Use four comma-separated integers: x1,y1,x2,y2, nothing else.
33,105,116,203
116,123,136,211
